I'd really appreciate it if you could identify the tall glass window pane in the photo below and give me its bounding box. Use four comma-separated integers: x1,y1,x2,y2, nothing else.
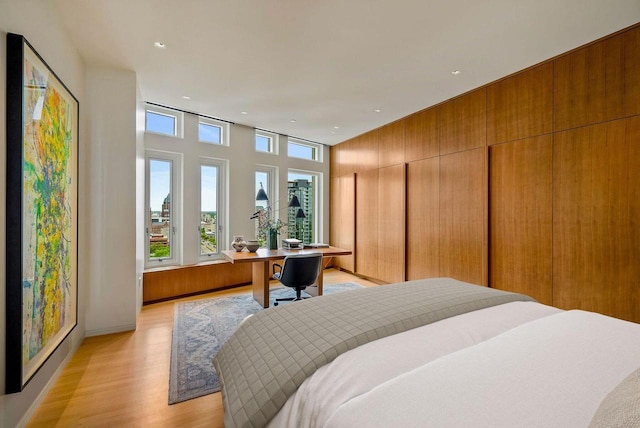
287,172,315,243
148,159,172,259
200,165,218,255
146,111,176,136
255,171,270,241
199,122,222,144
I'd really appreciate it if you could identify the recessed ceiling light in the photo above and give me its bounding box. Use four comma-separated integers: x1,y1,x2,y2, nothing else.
154,41,166,48
451,70,461,75
241,111,248,115
290,119,297,123
374,109,381,113
182,96,191,100
333,126,340,129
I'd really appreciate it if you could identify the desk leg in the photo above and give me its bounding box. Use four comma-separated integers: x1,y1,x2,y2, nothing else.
306,257,333,297
252,261,270,308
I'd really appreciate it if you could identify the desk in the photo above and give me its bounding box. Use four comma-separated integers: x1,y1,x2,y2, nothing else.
222,246,352,308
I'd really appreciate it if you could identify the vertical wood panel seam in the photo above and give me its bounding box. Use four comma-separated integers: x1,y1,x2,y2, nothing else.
551,60,555,307
403,163,408,282
485,89,490,287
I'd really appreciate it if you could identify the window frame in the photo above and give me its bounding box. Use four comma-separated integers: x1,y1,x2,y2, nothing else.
145,104,184,138
199,157,227,260
287,138,323,162
199,116,230,146
255,130,279,155
145,150,182,267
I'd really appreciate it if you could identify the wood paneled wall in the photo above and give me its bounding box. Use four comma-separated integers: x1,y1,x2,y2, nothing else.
330,23,640,322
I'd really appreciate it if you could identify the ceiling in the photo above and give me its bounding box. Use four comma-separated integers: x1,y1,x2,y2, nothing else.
51,0,640,146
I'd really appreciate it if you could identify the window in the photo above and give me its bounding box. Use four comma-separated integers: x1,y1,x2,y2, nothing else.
256,130,278,154
199,117,229,145
287,170,321,243
145,151,181,265
145,105,183,137
287,138,322,161
200,159,225,257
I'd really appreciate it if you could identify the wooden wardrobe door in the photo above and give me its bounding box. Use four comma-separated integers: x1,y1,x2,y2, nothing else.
439,148,487,285
330,174,355,271
406,157,439,280
378,164,406,283
355,168,379,279
553,117,640,323
489,136,552,304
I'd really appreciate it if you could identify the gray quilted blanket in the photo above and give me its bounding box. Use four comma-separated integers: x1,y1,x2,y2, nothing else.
213,277,535,427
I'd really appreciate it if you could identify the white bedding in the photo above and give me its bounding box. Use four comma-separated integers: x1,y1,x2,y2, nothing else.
268,302,640,427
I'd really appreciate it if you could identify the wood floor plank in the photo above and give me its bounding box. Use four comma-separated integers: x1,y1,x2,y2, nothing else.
27,269,379,428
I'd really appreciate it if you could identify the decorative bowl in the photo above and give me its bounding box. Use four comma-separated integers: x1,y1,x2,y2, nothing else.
245,240,260,252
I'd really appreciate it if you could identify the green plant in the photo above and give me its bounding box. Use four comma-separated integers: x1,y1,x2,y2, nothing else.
256,210,287,244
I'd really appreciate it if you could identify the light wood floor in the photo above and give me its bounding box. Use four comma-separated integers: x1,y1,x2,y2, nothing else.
27,268,379,427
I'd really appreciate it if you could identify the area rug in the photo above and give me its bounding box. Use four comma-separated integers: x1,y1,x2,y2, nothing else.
168,282,364,404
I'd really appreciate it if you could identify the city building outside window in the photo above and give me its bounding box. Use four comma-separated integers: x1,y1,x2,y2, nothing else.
287,170,319,243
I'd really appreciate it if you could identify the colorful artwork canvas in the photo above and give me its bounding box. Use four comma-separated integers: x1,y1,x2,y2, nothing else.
6,33,78,393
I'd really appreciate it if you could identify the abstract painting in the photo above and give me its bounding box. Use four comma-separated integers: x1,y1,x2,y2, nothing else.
6,33,78,393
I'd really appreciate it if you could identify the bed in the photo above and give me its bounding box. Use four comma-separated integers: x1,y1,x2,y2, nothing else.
213,278,640,427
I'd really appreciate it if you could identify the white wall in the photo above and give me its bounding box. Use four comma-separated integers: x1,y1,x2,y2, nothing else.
0,1,87,426
145,113,331,266
84,66,138,335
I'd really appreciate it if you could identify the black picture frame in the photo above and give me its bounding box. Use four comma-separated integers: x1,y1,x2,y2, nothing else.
5,33,79,393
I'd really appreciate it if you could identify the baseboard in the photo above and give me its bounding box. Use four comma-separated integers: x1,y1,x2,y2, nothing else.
85,323,136,337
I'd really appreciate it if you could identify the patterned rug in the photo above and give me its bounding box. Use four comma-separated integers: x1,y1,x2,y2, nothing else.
168,282,364,404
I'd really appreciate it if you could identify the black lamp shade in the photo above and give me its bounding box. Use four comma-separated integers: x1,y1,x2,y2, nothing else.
296,208,306,219
288,195,301,208
255,183,269,201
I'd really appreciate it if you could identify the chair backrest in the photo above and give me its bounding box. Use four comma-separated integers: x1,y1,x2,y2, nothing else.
277,253,323,289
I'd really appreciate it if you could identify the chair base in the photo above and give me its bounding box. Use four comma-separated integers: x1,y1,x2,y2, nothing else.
273,296,308,306
273,287,307,306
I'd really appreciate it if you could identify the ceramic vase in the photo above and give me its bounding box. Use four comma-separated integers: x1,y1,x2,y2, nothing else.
231,235,247,252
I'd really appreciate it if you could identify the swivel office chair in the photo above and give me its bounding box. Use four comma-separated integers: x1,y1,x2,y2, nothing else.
272,253,322,306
